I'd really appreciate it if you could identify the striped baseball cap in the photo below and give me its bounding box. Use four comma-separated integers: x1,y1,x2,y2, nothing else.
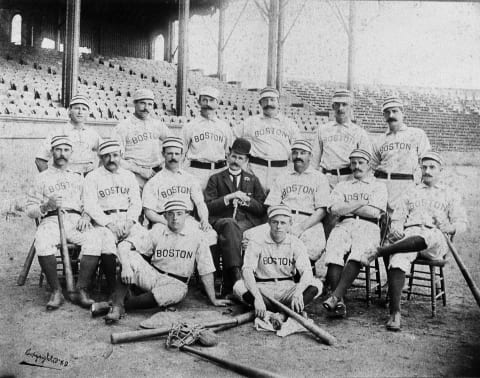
382,96,403,112
51,135,73,148
259,87,280,100
199,86,220,100
332,89,353,103
164,200,189,212
69,94,90,109
421,151,443,166
133,88,155,102
98,139,121,155
267,204,292,219
162,136,184,150
349,148,371,162
291,139,313,153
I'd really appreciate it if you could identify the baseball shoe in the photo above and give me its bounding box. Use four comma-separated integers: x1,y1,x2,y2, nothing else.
322,295,346,318
359,246,380,267
386,312,401,331
104,305,125,324
73,288,95,309
46,290,65,311
91,301,111,317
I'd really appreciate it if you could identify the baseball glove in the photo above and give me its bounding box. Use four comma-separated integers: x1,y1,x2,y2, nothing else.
165,322,219,349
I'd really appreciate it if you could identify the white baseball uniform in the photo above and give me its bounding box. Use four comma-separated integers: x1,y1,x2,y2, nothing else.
25,167,102,257
36,124,102,174
264,166,330,261
389,182,467,273
323,175,388,269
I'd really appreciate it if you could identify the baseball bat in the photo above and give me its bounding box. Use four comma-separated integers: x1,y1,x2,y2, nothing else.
57,208,75,297
443,234,480,308
261,291,336,346
180,345,284,378
111,311,255,344
17,218,40,286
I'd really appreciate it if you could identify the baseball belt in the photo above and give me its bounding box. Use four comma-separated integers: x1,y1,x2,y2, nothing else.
44,209,81,218
104,209,128,215
249,156,288,168
255,276,294,283
374,171,414,180
322,167,352,176
152,266,189,284
339,214,378,225
404,223,434,229
190,160,227,170
291,209,312,216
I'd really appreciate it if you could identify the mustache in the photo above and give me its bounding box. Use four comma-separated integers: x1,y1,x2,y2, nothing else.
423,174,433,178
353,168,362,172
202,105,214,110
169,159,179,163
263,105,276,110
387,117,397,122
293,158,304,163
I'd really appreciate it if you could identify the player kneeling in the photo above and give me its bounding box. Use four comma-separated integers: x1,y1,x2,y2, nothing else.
92,200,231,323
233,204,323,319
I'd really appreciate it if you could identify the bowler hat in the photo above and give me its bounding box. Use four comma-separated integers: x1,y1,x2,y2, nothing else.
231,138,251,156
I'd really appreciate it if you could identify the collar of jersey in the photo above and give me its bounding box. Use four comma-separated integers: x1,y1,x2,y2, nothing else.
260,112,283,121
419,181,443,189
164,226,187,236
386,123,408,135
352,174,375,184
163,168,185,175
68,122,86,131
264,232,292,245
334,120,354,128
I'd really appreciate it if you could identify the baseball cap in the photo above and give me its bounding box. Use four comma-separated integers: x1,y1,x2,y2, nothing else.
332,89,353,104
267,204,292,219
198,86,220,100
382,96,403,112
133,89,155,102
164,200,189,212
231,138,251,156
291,139,313,153
69,94,90,109
349,148,371,162
259,87,279,100
421,151,443,166
51,135,73,149
98,139,121,155
162,137,184,150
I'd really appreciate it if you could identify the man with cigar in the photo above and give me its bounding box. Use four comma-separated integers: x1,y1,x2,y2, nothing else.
233,87,300,192
233,204,323,318
26,136,103,310
183,86,233,190
112,88,171,189
204,138,266,295
92,200,231,323
361,151,466,331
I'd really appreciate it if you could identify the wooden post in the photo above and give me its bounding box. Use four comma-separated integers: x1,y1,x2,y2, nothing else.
217,0,226,81
347,0,356,91
266,0,279,87
275,0,285,92
176,0,189,116
165,18,174,62
62,0,81,108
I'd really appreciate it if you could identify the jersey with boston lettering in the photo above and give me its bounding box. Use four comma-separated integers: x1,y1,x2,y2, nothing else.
311,121,371,170
265,167,330,213
233,113,299,160
141,223,215,278
396,182,467,232
142,169,203,213
183,117,233,162
371,124,430,174
83,166,141,226
112,115,171,167
25,167,84,218
329,175,387,215
242,233,311,280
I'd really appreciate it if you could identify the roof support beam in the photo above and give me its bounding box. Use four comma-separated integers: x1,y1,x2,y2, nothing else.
176,0,189,116
62,0,81,108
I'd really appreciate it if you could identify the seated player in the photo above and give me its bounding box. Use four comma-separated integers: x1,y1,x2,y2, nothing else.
204,138,266,295
92,200,231,323
233,204,323,319
25,136,105,310
321,149,387,317
360,151,467,331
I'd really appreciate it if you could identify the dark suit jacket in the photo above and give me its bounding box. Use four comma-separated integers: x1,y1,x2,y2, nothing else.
205,168,266,229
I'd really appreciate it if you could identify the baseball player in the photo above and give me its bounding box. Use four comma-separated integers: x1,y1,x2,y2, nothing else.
360,151,467,331
233,87,300,192
35,95,103,175
321,149,387,317
183,86,233,190
112,88,172,189
92,200,231,323
142,137,217,246
204,137,266,295
233,204,323,319
83,139,147,298
371,96,431,213
311,89,371,189
26,136,104,310
263,139,330,276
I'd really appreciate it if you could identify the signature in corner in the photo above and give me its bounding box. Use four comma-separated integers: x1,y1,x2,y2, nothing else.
21,348,69,370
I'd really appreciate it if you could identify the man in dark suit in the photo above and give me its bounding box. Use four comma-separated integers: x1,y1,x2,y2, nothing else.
205,138,266,295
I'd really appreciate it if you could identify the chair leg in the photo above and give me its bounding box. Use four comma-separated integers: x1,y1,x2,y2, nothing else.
407,263,415,300
429,266,436,317
375,259,382,298
440,267,447,306
365,266,371,307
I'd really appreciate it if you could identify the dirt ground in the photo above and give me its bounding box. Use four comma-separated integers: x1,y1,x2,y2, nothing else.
0,143,479,377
